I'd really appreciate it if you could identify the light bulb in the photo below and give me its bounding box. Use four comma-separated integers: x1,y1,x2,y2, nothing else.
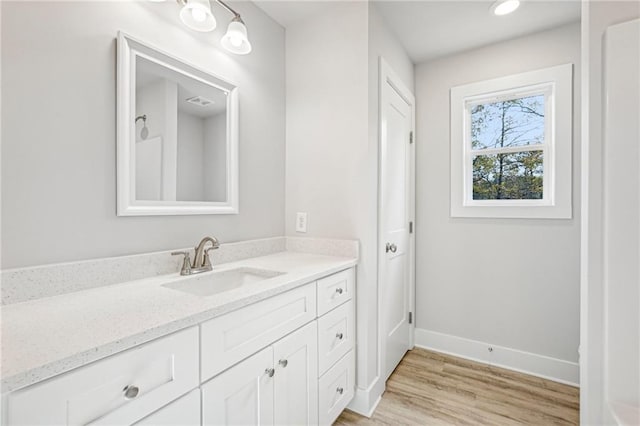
221,18,252,54
191,7,207,23
179,0,216,32
491,0,520,16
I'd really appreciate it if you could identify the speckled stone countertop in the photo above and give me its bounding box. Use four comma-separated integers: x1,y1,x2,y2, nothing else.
1,251,357,393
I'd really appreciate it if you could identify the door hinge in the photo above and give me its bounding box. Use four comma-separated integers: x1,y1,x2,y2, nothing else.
409,131,414,144
409,312,413,324
409,221,413,233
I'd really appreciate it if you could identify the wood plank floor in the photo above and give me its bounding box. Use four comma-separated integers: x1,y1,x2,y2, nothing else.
335,348,579,425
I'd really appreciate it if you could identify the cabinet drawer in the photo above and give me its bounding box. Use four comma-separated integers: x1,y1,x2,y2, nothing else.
6,327,199,426
135,389,200,426
318,350,355,426
201,283,316,381
316,269,354,316
317,300,355,375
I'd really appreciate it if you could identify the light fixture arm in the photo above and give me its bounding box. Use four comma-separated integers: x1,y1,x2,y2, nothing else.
176,0,244,22
215,0,242,21
172,0,251,54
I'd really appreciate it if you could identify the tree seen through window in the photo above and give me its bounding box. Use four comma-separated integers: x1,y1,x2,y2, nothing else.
470,94,545,200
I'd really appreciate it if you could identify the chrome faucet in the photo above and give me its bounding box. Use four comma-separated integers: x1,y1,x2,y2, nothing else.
172,236,220,275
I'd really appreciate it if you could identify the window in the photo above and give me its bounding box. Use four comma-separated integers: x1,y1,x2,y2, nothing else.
450,64,573,218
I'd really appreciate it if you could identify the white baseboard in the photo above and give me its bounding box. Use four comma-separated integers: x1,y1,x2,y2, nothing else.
414,328,579,386
347,376,385,417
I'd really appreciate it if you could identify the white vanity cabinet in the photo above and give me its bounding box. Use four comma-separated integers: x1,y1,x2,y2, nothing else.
200,268,355,426
135,389,201,426
3,267,356,426
5,327,200,426
200,283,317,381
202,322,318,426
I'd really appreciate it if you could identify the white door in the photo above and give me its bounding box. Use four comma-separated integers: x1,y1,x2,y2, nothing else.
201,346,275,426
273,322,319,426
379,59,415,381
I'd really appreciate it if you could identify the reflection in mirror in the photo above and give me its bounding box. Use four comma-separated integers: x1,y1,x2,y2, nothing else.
117,32,239,216
135,56,228,203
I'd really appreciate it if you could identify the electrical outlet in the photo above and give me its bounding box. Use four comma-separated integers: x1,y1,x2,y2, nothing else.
296,212,308,233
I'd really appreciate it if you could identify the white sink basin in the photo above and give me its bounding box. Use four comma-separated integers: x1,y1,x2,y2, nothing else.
163,267,285,297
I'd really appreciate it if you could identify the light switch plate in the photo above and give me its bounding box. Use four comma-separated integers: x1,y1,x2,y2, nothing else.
296,212,308,233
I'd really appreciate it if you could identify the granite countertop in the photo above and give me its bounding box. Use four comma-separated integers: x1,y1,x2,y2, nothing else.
1,251,357,393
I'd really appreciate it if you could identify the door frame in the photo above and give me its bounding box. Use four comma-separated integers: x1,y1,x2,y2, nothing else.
377,57,416,381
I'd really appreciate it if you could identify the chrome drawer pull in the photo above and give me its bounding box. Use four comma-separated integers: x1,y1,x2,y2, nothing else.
123,385,139,400
336,387,344,395
265,368,275,377
279,359,288,368
336,332,344,340
335,288,344,295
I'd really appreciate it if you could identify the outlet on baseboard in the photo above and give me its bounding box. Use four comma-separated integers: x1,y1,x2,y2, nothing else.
296,212,308,233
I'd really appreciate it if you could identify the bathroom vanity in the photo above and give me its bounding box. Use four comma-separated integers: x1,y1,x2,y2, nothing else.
1,241,357,425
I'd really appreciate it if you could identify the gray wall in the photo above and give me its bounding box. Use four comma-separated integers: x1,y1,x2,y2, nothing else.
1,1,286,268
415,23,581,362
284,1,415,399
285,0,369,387
176,111,205,202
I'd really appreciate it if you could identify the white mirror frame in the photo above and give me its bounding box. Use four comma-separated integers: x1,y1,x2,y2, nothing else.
116,32,239,216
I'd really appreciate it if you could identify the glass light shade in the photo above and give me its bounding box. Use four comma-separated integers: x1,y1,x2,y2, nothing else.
221,19,252,55
180,0,216,32
491,0,520,15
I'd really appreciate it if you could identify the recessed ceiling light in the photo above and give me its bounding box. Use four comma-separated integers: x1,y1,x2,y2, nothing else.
491,0,520,16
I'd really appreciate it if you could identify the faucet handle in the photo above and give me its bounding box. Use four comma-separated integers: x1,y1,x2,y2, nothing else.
171,251,192,275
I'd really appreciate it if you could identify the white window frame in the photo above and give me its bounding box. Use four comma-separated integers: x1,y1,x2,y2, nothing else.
450,63,573,219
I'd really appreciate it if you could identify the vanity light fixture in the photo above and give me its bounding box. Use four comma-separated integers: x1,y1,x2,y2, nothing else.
491,0,520,16
220,15,252,55
179,0,217,32
164,0,252,55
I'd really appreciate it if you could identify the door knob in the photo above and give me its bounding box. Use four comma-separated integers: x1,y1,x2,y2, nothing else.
265,368,275,377
385,243,397,253
279,359,288,368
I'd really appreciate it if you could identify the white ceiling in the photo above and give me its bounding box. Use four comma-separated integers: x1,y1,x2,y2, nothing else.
254,0,581,64
374,0,581,63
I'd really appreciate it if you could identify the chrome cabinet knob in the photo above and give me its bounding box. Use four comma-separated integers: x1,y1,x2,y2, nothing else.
123,385,139,400
279,359,288,368
385,243,397,253
265,368,275,377
336,387,344,395
335,288,344,294
336,332,344,340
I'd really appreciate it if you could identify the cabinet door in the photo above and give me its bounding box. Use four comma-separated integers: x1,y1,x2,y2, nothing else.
135,389,200,426
201,347,275,426
273,322,319,426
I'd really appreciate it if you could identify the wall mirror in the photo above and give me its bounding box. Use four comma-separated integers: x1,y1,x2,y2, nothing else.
117,32,238,216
